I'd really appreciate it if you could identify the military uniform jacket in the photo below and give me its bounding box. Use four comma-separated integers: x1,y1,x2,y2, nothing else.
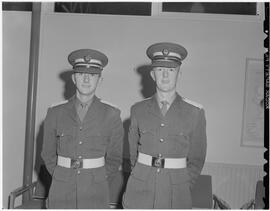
41,95,124,209
122,94,207,209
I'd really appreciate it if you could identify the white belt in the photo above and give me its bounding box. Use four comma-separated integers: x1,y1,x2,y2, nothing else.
137,152,186,169
57,155,105,169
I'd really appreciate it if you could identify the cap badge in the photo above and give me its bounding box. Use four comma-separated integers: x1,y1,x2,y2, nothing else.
84,55,92,63
162,49,169,56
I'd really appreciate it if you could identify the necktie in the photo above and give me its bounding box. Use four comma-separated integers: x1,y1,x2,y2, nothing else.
160,101,169,116
78,103,88,122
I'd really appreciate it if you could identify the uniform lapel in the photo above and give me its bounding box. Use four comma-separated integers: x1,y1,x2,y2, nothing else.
64,96,81,123
166,93,188,127
83,96,101,124
167,93,183,115
147,95,163,119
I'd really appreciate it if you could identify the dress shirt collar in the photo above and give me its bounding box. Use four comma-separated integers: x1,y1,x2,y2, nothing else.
155,92,176,108
75,96,94,111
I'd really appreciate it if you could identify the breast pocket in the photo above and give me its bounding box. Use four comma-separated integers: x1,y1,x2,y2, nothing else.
168,131,190,152
85,131,110,151
56,128,73,153
138,127,156,145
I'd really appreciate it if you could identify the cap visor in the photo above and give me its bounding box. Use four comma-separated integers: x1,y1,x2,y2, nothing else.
74,66,102,74
151,61,180,68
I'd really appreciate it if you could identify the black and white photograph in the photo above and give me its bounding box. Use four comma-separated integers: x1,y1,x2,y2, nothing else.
2,1,268,209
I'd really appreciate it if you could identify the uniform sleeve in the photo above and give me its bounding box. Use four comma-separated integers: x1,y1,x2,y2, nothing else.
187,108,207,188
128,106,140,168
105,109,124,176
41,108,57,175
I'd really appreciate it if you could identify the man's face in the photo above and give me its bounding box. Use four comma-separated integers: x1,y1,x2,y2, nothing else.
72,72,101,97
150,66,180,93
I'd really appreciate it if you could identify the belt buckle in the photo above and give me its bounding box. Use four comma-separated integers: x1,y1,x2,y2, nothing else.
152,155,165,168
71,159,82,169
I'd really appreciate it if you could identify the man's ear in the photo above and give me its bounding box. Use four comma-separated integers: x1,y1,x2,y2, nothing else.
177,66,182,77
98,75,103,84
178,70,182,77
71,73,75,84
150,70,156,81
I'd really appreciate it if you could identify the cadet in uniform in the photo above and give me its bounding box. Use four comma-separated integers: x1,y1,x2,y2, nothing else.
41,49,124,208
122,42,207,209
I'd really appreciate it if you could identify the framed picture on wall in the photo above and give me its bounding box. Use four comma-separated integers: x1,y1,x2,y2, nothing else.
241,58,264,147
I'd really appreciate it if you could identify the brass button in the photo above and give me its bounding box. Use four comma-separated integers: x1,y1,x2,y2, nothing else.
157,168,160,173
161,123,165,127
79,141,82,145
77,170,81,174
160,138,164,142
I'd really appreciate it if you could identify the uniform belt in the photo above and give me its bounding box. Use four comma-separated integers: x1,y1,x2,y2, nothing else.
137,152,186,169
57,155,105,169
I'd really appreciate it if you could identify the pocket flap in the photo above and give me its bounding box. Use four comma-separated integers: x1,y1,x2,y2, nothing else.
56,128,72,137
131,164,151,181
53,166,71,182
169,131,189,140
169,170,190,184
87,129,110,137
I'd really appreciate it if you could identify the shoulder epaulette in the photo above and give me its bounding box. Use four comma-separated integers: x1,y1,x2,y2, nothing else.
136,97,152,104
141,97,151,102
100,99,119,109
182,97,203,109
133,97,151,107
50,100,68,108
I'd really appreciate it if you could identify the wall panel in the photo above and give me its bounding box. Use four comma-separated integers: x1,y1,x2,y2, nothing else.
3,11,31,208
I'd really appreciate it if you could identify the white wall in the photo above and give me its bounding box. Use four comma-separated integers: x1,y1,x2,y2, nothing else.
36,12,265,166
2,12,31,208
3,9,265,208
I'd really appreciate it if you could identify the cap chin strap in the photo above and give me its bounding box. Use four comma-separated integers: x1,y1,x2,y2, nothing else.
73,68,102,75
153,56,182,64
152,61,182,68
74,63,103,69
153,51,182,60
74,58,102,65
